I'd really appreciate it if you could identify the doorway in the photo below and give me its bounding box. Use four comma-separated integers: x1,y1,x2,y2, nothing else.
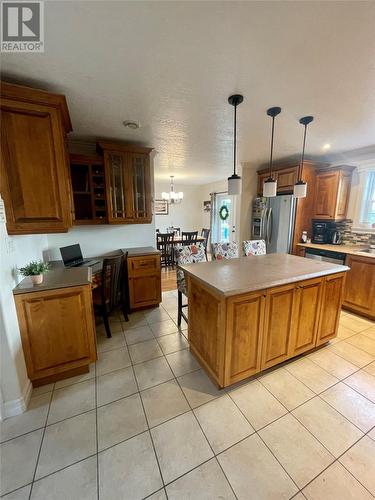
211,192,236,244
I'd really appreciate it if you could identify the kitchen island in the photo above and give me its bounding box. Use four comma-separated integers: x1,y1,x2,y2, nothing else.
180,253,348,388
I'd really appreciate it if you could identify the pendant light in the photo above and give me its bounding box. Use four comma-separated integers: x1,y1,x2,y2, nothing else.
263,107,281,198
162,176,184,204
227,94,243,195
294,116,314,198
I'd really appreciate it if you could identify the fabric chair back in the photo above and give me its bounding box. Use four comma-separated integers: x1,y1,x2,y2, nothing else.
243,239,267,256
175,243,206,294
100,255,123,312
181,231,198,246
211,242,239,260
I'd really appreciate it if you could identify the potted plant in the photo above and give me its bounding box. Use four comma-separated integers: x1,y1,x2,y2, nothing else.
19,260,50,285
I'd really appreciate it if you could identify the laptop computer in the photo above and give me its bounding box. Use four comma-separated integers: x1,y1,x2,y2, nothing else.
60,244,100,268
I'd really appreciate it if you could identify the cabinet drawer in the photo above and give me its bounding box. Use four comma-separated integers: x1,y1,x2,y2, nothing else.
128,255,160,277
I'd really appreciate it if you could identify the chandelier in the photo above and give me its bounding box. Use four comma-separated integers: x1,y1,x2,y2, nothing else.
162,176,183,204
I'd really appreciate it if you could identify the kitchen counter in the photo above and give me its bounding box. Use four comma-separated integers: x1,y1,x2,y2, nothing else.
297,242,375,259
183,253,348,388
180,253,348,297
121,246,160,257
13,266,92,295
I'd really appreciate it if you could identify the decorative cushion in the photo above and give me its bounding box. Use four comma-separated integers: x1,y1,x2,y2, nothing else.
243,239,266,256
175,243,206,295
211,242,239,260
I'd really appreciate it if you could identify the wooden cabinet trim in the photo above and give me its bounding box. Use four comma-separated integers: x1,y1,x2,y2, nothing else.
342,255,375,319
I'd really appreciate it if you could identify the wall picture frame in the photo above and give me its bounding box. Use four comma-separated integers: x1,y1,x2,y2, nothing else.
154,199,169,215
203,200,211,212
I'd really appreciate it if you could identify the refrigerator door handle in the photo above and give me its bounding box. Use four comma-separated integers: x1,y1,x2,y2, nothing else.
267,207,273,244
262,209,268,239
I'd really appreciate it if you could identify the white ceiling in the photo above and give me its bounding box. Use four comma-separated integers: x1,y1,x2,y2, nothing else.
2,1,375,184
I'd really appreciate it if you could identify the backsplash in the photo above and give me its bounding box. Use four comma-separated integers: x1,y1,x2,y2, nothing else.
333,220,375,245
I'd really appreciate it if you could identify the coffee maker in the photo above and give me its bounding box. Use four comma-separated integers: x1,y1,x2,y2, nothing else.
312,222,330,244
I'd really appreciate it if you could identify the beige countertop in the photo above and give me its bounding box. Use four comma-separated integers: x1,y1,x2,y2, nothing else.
13,267,92,295
180,253,349,297
297,243,375,259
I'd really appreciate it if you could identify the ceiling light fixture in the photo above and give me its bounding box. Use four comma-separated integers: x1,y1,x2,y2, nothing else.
162,176,183,204
294,116,314,199
322,143,331,151
123,120,140,130
227,94,243,196
263,106,282,198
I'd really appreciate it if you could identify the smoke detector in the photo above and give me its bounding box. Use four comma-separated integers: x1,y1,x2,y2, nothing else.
123,120,140,130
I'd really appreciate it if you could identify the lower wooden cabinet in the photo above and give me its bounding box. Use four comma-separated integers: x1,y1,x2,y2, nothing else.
14,285,97,386
188,272,346,388
343,255,375,320
127,254,161,310
261,284,296,370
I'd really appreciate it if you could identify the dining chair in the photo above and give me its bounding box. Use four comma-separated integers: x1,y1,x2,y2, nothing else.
181,231,198,246
201,228,211,259
175,243,206,326
243,239,267,256
93,254,124,338
157,232,175,268
211,242,239,260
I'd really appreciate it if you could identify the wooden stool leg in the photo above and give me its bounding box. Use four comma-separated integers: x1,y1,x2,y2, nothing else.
177,290,182,327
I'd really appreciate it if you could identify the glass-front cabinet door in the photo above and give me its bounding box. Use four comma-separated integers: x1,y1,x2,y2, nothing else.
130,153,151,222
104,151,128,222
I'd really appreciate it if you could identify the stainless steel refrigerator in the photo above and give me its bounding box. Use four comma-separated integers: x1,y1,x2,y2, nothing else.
251,195,296,254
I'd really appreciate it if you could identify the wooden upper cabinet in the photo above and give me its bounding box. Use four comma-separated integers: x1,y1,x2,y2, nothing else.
313,167,354,220
257,165,298,195
0,82,72,234
97,141,152,224
343,255,375,320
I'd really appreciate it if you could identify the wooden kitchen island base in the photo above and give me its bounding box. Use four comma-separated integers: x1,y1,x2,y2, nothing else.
182,254,348,388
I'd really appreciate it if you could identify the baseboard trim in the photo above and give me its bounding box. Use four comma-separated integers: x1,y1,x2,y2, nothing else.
0,378,32,420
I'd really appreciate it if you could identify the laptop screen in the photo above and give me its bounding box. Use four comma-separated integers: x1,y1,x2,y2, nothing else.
60,244,84,266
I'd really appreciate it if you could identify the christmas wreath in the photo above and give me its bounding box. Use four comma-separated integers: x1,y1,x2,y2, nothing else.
219,205,229,221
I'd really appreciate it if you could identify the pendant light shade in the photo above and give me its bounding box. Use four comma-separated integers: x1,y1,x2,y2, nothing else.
263,106,281,198
162,176,184,204
227,94,243,196
294,115,314,199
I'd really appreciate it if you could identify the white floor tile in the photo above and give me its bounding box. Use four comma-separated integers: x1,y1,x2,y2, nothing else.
97,393,147,451
157,332,188,355
151,412,213,484
54,363,95,389
0,429,43,496
229,379,287,430
344,370,375,402
178,369,222,408
96,366,137,407
133,357,174,390
47,379,95,425
124,325,154,345
194,394,254,453
31,456,97,500
0,393,50,442
141,380,189,428
166,459,236,499
128,339,163,364
339,436,375,495
284,358,338,393
329,342,374,367
150,320,179,337
303,461,373,500
308,349,358,379
96,347,131,376
36,411,96,480
259,413,334,488
99,432,162,500
218,433,298,500
292,397,363,457
1,484,32,500
166,349,200,377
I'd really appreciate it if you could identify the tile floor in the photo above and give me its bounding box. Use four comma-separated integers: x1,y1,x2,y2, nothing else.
1,291,375,499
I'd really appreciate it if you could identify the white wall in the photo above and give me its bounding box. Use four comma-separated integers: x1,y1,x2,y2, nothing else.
154,182,204,233
0,212,48,418
46,223,156,260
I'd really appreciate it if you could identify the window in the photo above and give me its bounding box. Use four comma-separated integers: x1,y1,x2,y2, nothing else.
360,171,375,226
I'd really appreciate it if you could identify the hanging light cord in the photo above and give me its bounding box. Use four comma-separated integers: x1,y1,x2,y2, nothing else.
299,124,307,182
233,103,237,177
269,115,275,178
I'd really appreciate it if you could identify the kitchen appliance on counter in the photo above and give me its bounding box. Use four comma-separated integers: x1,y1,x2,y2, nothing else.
251,195,296,253
304,247,346,265
330,230,342,245
312,221,330,244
